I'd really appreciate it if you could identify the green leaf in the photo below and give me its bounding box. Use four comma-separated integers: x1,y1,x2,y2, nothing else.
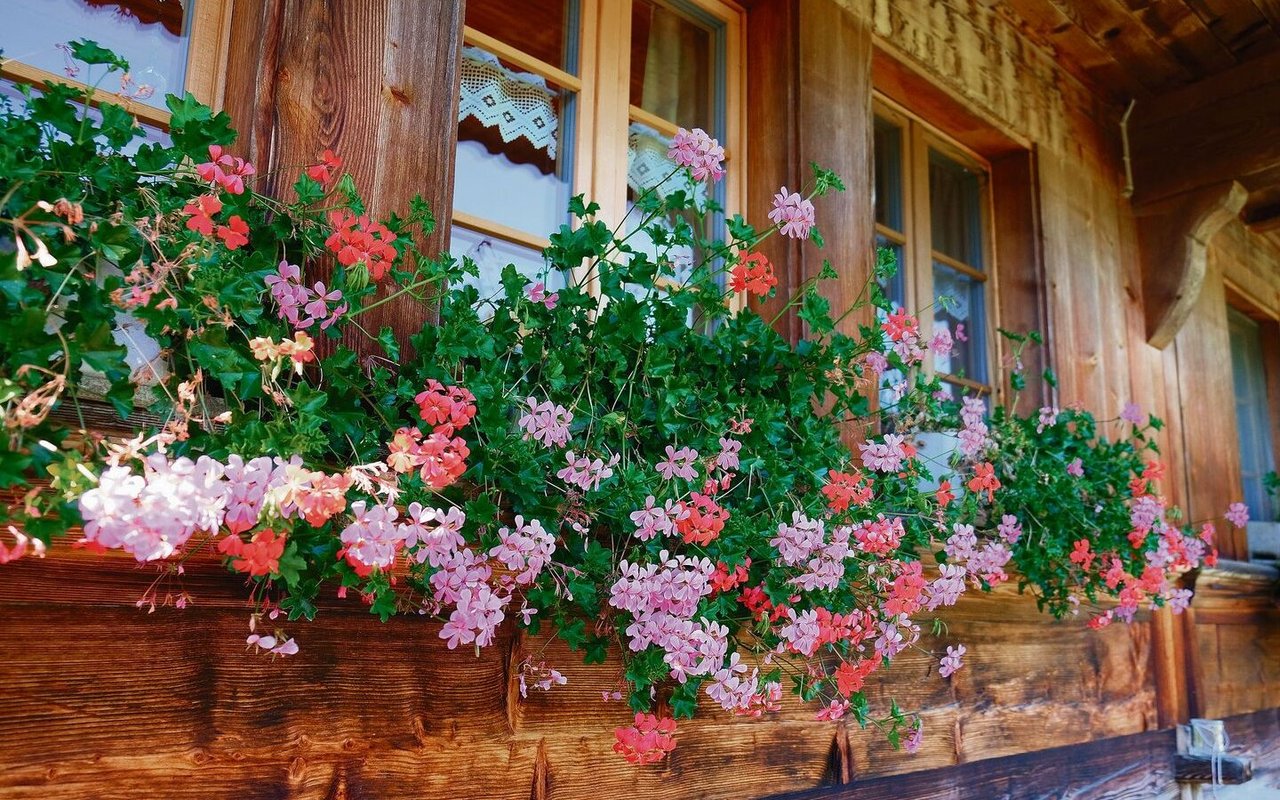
799,287,834,335
377,326,401,361
68,40,129,71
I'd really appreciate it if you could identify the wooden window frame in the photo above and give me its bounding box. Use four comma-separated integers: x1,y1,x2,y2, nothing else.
1224,279,1280,558
455,0,746,296
873,94,1000,398
0,0,234,127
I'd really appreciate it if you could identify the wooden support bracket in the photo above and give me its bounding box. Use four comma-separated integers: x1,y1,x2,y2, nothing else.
1174,753,1253,785
1136,182,1248,349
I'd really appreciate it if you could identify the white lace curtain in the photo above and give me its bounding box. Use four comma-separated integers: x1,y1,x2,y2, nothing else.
458,46,559,159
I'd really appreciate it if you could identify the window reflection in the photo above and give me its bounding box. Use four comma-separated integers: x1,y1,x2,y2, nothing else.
2,0,190,110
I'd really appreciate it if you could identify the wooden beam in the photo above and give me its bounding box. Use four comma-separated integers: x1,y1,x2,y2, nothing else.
1175,753,1253,784
765,728,1179,800
1137,182,1248,348
746,0,873,344
221,0,464,350
1130,50,1280,209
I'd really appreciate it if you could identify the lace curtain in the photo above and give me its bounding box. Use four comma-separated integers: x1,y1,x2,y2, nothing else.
458,46,559,160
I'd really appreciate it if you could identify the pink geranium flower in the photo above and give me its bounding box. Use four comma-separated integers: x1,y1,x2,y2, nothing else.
938,644,966,677
768,186,816,239
667,127,725,183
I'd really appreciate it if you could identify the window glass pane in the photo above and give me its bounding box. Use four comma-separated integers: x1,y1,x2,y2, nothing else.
933,263,986,383
630,0,713,132
454,46,574,237
929,148,984,269
874,235,905,311
1,0,190,110
626,124,700,288
1228,308,1277,522
465,0,573,70
873,117,904,231
449,227,566,303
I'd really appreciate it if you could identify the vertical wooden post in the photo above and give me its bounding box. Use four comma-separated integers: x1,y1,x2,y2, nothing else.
222,0,466,347
746,0,873,343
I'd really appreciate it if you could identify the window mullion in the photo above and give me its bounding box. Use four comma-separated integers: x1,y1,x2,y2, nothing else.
907,119,935,380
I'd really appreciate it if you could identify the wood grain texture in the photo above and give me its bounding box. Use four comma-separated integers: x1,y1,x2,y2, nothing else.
1129,50,1280,208
221,0,463,348
0,549,1164,799
764,727,1180,800
1189,562,1280,719
746,0,873,345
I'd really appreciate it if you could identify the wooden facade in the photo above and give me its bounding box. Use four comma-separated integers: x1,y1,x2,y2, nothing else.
3,1,1280,798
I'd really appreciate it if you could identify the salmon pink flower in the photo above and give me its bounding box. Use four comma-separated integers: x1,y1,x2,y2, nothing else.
613,713,678,765
216,215,249,250
182,194,223,236
305,149,343,185
526,281,559,309
823,470,872,512
1069,538,1094,570
730,252,777,297
0,527,45,564
678,492,728,546
417,432,470,490
881,307,919,343
325,209,398,281
935,479,955,509
967,462,1000,501
196,145,256,194
415,380,477,431
852,515,904,556
815,698,850,721
219,528,286,576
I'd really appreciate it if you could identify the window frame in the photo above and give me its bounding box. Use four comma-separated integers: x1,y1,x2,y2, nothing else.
453,0,746,295
1223,279,1280,560
873,94,1000,399
0,0,234,127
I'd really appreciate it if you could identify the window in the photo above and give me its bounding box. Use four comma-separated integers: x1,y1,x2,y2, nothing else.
0,0,231,128
873,102,996,399
451,0,744,298
1228,307,1277,536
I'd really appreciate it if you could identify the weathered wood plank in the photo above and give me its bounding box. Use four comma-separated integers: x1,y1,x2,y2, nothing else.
764,727,1180,800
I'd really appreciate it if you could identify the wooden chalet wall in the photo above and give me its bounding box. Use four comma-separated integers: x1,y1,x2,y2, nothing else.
2,1,1280,799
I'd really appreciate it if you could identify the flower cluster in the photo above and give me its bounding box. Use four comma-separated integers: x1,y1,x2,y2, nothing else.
325,209,398,281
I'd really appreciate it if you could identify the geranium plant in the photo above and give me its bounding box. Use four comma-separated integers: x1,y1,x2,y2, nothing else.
0,43,1236,761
